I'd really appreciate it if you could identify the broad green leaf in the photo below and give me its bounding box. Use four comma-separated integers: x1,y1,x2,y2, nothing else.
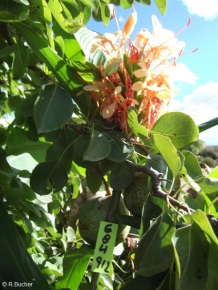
0,0,29,21
30,161,68,194
141,194,163,235
120,0,134,9
45,126,79,177
135,214,175,277
83,130,111,161
153,134,181,177
152,112,199,149
138,0,151,4
34,85,73,133
106,131,134,162
100,3,112,26
5,127,50,162
110,162,135,190
54,30,84,62
6,181,35,202
55,247,93,290
154,0,167,14
191,210,218,282
104,59,122,77
207,166,218,178
196,176,218,195
0,200,51,289
120,274,167,290
86,165,103,193
172,221,209,290
12,41,29,79
7,153,38,172
72,61,101,83
0,44,16,59
192,210,218,245
198,117,218,133
48,0,82,33
15,21,97,118
127,108,148,140
31,0,54,49
182,150,203,179
179,150,203,193
72,134,93,167
13,23,85,98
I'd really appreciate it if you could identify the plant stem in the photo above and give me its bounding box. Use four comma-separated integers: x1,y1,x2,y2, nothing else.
125,159,193,213
90,272,100,290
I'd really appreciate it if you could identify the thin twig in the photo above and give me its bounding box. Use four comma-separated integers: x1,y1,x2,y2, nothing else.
125,160,193,213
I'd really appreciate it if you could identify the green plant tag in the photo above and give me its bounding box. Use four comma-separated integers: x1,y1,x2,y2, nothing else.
92,221,118,274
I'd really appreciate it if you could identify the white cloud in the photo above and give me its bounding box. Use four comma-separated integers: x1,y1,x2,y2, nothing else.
181,0,218,20
170,63,199,84
170,81,218,145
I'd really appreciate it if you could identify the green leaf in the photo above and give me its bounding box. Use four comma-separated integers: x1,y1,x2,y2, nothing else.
56,247,93,290
5,127,50,162
154,0,167,15
14,23,87,113
138,0,151,4
120,0,134,9
196,176,218,195
72,134,92,167
127,108,148,140
71,61,101,83
198,117,218,133
172,218,209,290
100,3,112,26
6,182,35,202
182,150,203,179
104,59,122,77
0,0,29,21
153,134,181,177
152,112,199,149
180,150,203,193
106,131,134,162
110,162,135,190
34,85,73,133
7,153,38,172
141,194,163,235
48,0,82,33
86,166,102,193
12,41,29,79
30,161,68,194
120,274,166,290
0,200,51,289
84,130,111,161
0,44,16,59
135,214,175,277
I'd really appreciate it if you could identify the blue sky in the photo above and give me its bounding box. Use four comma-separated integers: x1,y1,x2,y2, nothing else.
87,0,218,145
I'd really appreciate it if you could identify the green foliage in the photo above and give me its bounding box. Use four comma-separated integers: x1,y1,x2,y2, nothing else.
0,0,218,290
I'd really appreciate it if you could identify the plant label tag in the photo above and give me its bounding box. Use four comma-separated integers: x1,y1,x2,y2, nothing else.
92,221,118,274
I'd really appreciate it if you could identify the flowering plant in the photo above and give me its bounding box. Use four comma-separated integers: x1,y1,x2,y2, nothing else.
82,10,186,131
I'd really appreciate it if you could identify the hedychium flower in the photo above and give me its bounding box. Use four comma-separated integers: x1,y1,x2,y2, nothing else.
83,8,188,131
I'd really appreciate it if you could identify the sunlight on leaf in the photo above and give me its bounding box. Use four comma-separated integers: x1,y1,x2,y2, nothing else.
153,134,181,177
